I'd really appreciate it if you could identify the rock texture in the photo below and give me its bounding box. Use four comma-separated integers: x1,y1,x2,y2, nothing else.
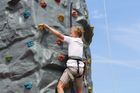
0,0,93,93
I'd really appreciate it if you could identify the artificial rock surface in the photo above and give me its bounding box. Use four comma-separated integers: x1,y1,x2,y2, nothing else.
0,0,93,93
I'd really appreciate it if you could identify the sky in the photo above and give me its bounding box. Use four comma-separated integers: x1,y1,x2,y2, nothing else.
86,0,140,93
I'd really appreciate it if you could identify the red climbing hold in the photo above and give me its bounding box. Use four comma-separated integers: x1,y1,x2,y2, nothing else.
55,0,61,4
58,54,65,62
72,9,78,17
40,0,47,8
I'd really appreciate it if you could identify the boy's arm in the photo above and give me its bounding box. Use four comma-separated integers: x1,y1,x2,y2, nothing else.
44,24,64,40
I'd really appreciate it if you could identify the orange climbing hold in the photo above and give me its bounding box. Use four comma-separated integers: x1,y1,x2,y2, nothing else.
58,13,64,22
40,0,47,8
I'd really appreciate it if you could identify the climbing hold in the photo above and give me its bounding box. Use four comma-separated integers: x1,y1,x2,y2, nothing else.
40,0,47,8
8,0,20,6
84,10,88,19
38,24,46,31
90,26,94,32
26,40,34,48
24,81,33,89
87,58,91,64
88,85,92,93
62,0,67,7
58,54,65,62
58,13,64,22
5,54,13,62
72,9,78,17
55,0,61,4
23,10,31,19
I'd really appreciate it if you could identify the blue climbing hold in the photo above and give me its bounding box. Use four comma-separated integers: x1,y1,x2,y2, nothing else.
24,81,33,89
26,40,34,47
23,10,31,19
45,29,49,33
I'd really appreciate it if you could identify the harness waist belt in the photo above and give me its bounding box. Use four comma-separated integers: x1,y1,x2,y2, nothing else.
68,56,83,78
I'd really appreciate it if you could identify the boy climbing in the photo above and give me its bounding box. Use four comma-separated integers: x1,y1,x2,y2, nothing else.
40,24,84,93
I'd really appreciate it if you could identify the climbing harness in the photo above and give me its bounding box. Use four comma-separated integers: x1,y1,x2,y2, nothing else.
68,56,84,78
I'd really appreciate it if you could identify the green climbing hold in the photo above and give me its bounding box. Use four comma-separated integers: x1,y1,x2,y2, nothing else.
5,54,13,62
84,10,88,19
62,0,67,8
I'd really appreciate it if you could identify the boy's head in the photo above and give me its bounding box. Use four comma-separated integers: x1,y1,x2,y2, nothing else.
70,26,84,38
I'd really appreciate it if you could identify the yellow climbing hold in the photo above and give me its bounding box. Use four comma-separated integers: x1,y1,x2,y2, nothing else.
58,13,64,22
5,54,13,62
38,24,46,31
88,85,92,93
88,58,91,64
90,26,94,32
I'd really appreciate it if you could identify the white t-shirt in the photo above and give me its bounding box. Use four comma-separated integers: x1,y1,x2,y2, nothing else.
64,36,84,67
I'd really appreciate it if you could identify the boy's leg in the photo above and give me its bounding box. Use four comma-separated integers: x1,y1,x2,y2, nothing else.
75,76,83,93
75,67,84,93
57,80,65,93
57,68,71,93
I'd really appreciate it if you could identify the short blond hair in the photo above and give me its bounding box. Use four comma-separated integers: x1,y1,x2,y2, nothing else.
71,26,84,37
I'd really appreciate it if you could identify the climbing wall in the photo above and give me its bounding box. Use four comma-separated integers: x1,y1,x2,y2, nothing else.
0,0,93,93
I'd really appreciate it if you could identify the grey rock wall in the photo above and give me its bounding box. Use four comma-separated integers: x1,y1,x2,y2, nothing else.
0,0,93,93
